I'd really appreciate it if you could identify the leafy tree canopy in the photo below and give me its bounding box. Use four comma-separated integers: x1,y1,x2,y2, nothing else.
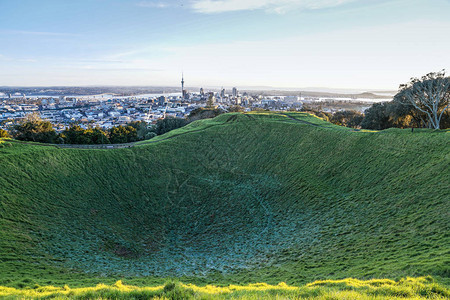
0,129,9,138
12,113,57,143
397,70,449,129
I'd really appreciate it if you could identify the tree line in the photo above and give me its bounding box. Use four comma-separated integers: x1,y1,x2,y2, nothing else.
303,71,449,130
362,71,449,130
3,114,190,144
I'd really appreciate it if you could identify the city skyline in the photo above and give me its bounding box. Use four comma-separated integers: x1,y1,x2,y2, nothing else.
0,0,449,89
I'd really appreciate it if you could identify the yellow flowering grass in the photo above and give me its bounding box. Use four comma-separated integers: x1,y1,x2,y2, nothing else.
0,277,448,299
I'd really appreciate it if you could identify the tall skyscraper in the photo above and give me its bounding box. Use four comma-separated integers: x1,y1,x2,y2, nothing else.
232,87,238,98
181,73,185,98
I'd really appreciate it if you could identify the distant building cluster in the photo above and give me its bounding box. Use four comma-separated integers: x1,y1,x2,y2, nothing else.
1,74,385,131
0,93,189,131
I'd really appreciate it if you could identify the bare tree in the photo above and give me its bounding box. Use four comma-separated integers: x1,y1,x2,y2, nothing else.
22,112,43,123
398,70,450,129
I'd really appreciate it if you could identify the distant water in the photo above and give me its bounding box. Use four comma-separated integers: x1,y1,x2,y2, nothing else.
313,97,391,103
4,92,182,100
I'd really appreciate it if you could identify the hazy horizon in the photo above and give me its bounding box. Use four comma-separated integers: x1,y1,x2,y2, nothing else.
1,0,449,89
0,84,397,95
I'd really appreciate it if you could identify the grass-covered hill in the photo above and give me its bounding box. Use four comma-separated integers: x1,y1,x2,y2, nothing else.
0,112,449,290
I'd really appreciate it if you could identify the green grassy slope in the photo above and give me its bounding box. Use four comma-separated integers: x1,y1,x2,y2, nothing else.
0,112,449,288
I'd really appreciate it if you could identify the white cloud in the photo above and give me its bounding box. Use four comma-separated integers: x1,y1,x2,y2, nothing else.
190,0,357,14
136,1,170,8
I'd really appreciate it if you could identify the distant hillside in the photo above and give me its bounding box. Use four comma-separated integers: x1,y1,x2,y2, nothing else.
0,112,448,288
244,90,393,99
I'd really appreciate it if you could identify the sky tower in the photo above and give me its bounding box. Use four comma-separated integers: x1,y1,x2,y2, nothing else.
181,73,185,99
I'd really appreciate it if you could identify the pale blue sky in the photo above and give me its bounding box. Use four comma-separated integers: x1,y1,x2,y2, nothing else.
0,0,449,89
